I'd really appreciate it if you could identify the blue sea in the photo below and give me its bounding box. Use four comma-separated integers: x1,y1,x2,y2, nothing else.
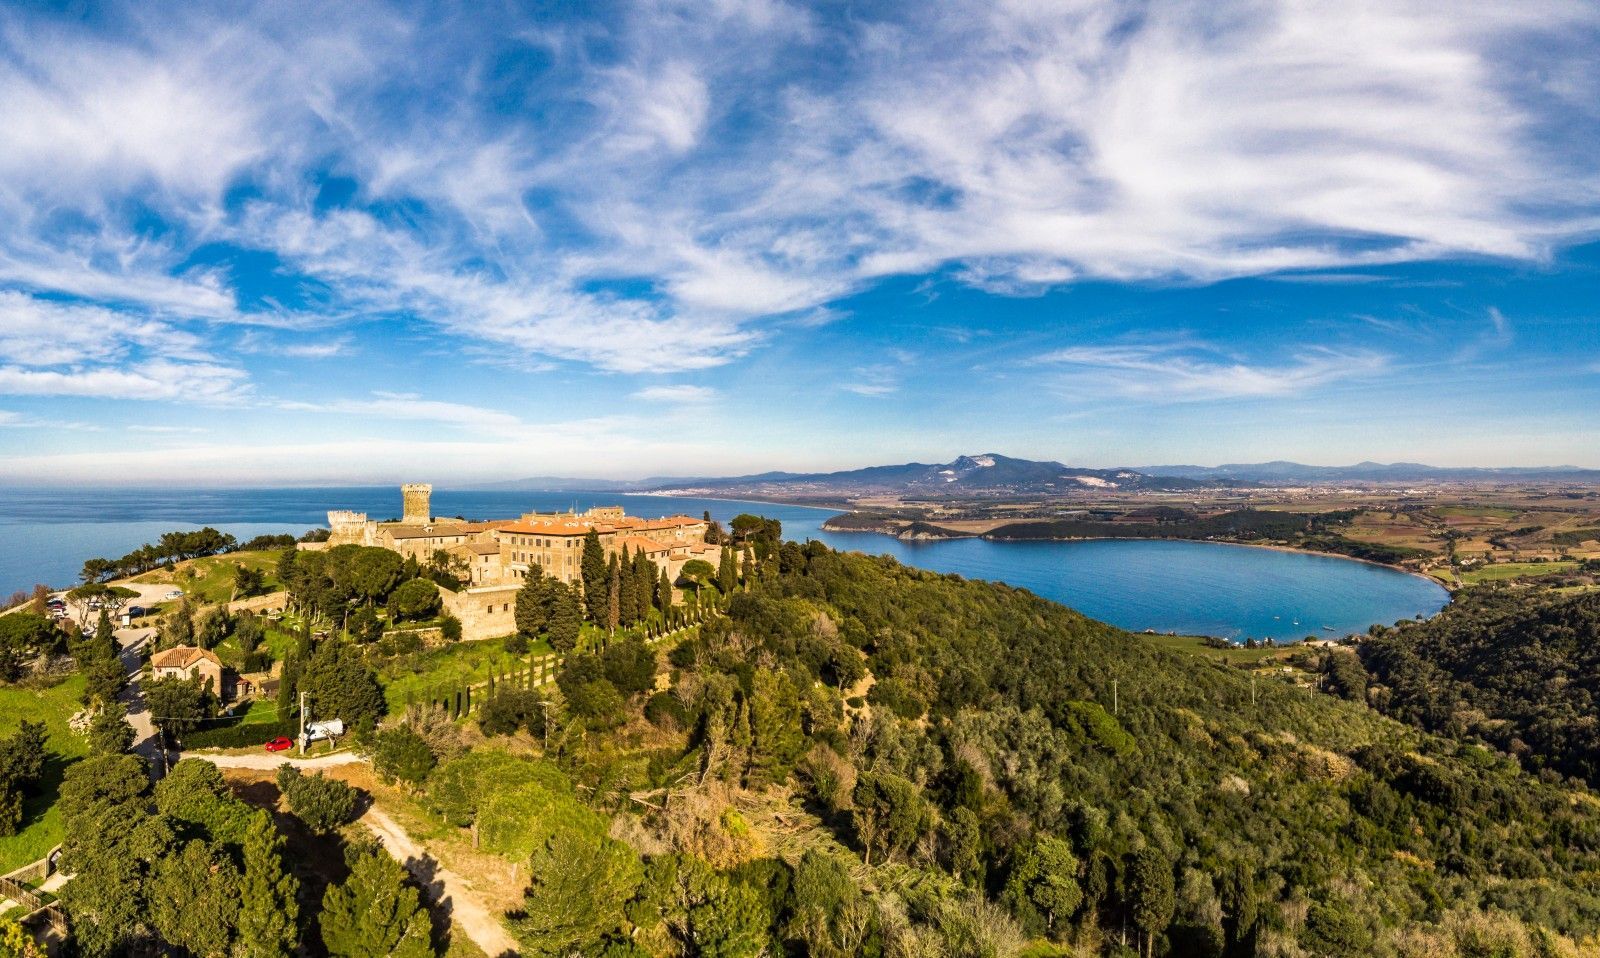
0,486,1448,641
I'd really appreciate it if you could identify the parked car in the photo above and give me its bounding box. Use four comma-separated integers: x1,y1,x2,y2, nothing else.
264,736,293,753
164,590,183,600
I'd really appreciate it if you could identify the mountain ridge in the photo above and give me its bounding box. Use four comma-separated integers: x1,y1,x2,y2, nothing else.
478,455,1600,495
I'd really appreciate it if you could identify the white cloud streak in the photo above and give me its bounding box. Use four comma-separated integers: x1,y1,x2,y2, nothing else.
0,0,1595,380
631,384,718,404
1037,342,1391,402
276,392,525,432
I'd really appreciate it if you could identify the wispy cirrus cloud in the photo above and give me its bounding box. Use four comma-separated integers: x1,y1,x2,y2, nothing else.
275,392,525,432
1036,342,1391,403
0,0,1594,382
0,362,248,402
0,290,248,402
631,385,717,405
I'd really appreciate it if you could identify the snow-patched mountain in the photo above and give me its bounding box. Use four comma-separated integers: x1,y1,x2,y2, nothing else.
627,454,1227,496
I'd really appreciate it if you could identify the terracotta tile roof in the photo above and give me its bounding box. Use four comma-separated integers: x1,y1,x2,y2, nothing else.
384,524,475,540
150,646,223,670
499,520,604,536
616,535,672,554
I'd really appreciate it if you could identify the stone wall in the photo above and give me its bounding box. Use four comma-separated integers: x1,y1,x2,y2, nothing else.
438,582,520,642
228,591,289,615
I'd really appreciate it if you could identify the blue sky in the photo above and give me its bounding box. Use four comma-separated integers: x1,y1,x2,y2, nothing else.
0,0,1597,485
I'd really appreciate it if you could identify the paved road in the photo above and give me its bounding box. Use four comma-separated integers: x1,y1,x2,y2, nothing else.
362,805,521,958
112,628,162,771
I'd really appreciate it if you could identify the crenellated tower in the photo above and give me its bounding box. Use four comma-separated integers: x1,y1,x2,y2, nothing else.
402,483,432,525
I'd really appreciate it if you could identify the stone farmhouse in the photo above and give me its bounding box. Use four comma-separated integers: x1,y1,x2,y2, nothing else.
307,484,723,641
150,645,230,699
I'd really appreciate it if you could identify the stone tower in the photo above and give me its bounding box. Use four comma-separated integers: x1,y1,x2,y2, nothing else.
402,483,432,525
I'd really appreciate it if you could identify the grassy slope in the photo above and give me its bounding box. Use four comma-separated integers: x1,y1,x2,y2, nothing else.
379,638,553,716
134,549,285,605
0,674,87,871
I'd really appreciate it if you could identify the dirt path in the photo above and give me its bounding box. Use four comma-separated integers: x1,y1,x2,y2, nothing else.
361,805,521,957
191,750,365,771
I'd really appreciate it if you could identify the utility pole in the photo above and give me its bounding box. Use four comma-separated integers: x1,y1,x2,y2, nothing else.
539,700,553,752
1113,678,1119,716
298,691,308,756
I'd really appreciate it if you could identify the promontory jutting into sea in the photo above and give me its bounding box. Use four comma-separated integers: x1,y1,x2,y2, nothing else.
5,475,1448,644
3,1,1599,955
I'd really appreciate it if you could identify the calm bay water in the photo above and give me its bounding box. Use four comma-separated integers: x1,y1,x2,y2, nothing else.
0,486,1447,641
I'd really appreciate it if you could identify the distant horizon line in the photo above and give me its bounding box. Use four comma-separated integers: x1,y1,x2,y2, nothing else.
3,454,1600,491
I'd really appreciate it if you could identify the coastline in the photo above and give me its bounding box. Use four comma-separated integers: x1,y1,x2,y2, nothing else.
652,493,847,514
821,522,1453,593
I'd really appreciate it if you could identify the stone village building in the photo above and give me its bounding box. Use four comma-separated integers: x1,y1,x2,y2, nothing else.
303,484,723,641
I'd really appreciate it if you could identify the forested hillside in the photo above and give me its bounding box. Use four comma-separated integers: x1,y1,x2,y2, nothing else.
436,544,1600,957
1361,588,1600,785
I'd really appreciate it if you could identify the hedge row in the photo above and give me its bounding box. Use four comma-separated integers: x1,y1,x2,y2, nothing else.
183,715,299,749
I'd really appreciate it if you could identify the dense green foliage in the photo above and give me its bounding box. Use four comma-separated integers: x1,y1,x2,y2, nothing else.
0,722,47,835
392,543,1600,957
57,757,302,956
321,842,434,958
1362,588,1600,783
78,527,239,583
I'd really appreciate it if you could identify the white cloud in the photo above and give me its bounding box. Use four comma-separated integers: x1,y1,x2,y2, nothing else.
1036,342,1391,402
0,361,248,402
631,384,717,404
0,291,208,366
0,0,1595,381
276,392,525,431
840,364,901,397
276,338,352,359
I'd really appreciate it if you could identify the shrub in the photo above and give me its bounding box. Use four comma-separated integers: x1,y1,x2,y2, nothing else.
601,639,656,696
371,725,435,786
503,633,529,655
479,689,543,737
644,691,687,729
565,680,624,728
439,614,462,642
276,765,359,833
867,677,926,720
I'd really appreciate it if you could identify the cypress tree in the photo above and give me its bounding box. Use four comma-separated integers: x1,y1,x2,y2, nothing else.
580,530,607,622
606,554,621,632
617,547,635,625
237,810,300,957
514,564,550,637
658,568,673,615
1130,846,1175,958
717,547,737,595
633,553,652,622
740,549,755,587
549,584,582,652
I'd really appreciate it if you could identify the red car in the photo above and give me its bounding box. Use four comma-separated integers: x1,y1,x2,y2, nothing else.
264,736,294,753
